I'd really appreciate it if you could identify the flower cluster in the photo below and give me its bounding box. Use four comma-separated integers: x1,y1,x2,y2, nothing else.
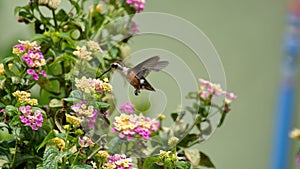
12,90,38,106
73,46,92,61
112,113,160,140
12,40,47,80
198,79,237,103
71,101,98,129
52,137,66,151
65,113,82,127
119,102,135,114
19,105,43,130
38,0,62,10
75,76,112,94
78,136,95,148
126,0,145,13
103,154,133,169
158,150,179,164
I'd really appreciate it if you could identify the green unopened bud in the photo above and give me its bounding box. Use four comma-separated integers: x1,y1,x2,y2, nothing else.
119,44,131,59
75,129,84,135
63,124,70,130
157,114,166,121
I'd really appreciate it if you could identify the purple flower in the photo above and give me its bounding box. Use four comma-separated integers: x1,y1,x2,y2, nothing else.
87,110,98,129
126,0,145,13
119,101,135,114
103,154,133,169
27,69,35,75
19,106,43,130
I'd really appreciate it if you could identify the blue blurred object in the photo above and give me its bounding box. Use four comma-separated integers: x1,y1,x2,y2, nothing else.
270,1,300,169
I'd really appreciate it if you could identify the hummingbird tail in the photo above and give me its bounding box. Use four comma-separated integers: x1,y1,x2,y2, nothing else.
141,79,155,91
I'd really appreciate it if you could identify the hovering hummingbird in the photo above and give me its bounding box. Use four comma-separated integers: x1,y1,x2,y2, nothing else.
99,56,169,96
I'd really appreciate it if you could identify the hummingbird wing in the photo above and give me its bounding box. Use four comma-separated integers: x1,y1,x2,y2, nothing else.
129,56,169,78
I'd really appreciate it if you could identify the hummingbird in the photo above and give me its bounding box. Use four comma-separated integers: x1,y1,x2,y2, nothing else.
99,56,169,96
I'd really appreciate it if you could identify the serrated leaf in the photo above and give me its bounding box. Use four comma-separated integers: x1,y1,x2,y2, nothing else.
5,105,18,116
142,156,160,169
69,90,83,100
175,161,191,169
43,146,70,169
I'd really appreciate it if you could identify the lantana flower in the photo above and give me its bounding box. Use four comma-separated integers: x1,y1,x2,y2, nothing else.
71,101,98,129
12,40,47,81
19,105,44,130
112,113,160,140
103,154,133,169
78,136,95,148
75,76,113,94
126,0,145,13
119,101,135,114
12,90,38,106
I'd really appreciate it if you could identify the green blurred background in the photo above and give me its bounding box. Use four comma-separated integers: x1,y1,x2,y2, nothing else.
1,0,299,169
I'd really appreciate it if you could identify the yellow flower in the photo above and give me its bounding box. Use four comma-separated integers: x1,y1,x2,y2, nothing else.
100,82,112,92
0,63,5,75
96,4,103,13
97,150,109,159
8,63,13,69
52,137,65,151
65,114,82,126
27,98,38,106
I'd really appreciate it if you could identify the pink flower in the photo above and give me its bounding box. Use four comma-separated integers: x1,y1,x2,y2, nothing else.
119,101,135,114
78,136,94,148
126,0,145,13
103,154,133,169
19,106,43,130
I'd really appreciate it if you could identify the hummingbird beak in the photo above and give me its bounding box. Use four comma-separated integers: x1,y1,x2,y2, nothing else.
98,67,112,78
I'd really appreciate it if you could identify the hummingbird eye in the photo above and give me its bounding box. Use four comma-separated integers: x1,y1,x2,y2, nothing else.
111,63,119,69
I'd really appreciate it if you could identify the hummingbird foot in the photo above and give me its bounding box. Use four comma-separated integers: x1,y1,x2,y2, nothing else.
134,89,140,96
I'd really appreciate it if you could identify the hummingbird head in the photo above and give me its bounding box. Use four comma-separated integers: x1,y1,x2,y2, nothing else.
110,62,123,71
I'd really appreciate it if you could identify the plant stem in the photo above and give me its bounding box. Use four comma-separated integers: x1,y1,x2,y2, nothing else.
52,9,58,31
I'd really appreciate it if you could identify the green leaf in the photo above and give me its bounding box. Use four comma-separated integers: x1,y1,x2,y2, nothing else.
109,46,119,58
175,161,191,169
178,134,199,148
37,131,56,152
71,164,92,169
5,105,18,116
12,154,42,168
142,156,160,169
199,151,216,168
69,90,83,100
43,146,70,169
9,116,20,127
96,101,110,110
49,99,63,108
56,9,68,22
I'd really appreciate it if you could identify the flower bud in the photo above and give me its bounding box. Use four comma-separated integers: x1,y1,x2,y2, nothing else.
48,0,62,10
